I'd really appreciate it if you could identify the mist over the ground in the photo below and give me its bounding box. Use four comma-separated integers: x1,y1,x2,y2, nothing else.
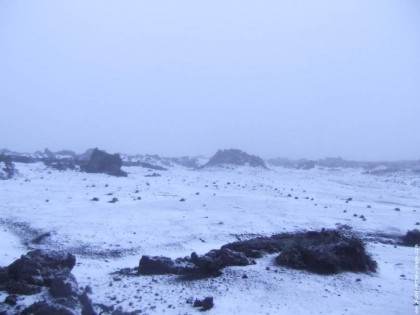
1,1,419,160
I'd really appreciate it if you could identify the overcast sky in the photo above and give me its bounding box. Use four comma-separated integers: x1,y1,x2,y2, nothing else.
1,1,419,160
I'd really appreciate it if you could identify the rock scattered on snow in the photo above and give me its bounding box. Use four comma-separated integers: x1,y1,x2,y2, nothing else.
193,296,214,311
400,229,420,247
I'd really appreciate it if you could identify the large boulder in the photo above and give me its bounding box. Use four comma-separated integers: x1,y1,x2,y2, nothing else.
0,250,101,315
202,149,267,169
5,250,76,295
275,230,377,274
81,148,127,177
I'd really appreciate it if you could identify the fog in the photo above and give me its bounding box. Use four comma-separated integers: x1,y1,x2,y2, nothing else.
1,0,419,160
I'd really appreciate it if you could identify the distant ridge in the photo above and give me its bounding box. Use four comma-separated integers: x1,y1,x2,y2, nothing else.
201,149,267,169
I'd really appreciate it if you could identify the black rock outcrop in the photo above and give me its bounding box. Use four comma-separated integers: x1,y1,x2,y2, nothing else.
190,248,253,275
202,149,267,169
136,229,377,279
401,229,420,247
81,148,127,177
193,297,214,311
138,256,194,275
5,249,76,295
274,230,377,274
0,250,99,315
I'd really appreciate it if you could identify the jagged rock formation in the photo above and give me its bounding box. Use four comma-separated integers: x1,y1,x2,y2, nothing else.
0,250,98,315
81,148,127,177
202,149,267,169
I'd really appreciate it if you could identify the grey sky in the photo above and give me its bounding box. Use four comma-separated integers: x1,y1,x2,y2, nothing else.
1,0,419,160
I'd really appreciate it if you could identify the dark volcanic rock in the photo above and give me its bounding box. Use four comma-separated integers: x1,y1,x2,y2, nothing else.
4,294,18,306
7,250,76,286
138,249,254,278
5,250,76,294
50,275,80,298
0,154,16,180
222,235,288,256
21,301,76,315
401,229,420,246
138,256,194,275
275,230,377,274
6,280,42,295
138,256,178,275
81,148,127,177
79,290,98,315
136,229,377,279
0,250,102,315
191,248,253,275
193,296,214,311
202,149,267,169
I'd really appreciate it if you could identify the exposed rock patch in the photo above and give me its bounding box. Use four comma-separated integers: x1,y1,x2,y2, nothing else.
400,229,420,246
202,149,267,169
136,229,377,279
193,297,214,311
81,148,127,177
138,256,194,275
138,249,254,278
275,232,377,274
0,250,99,315
5,249,76,295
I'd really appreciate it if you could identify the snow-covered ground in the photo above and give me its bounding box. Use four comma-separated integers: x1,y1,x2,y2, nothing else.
0,162,418,314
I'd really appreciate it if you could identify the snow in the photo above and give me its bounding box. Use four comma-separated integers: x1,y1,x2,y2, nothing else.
0,162,418,314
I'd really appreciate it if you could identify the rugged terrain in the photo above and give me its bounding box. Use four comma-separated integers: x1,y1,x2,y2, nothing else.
0,156,418,314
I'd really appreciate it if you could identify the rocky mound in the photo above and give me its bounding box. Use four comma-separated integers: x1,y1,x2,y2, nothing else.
135,229,376,278
81,148,127,177
274,230,377,274
202,149,267,169
400,229,420,246
0,154,16,180
0,250,97,315
0,250,138,315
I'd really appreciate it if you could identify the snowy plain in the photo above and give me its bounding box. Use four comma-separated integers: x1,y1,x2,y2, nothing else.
0,162,418,314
